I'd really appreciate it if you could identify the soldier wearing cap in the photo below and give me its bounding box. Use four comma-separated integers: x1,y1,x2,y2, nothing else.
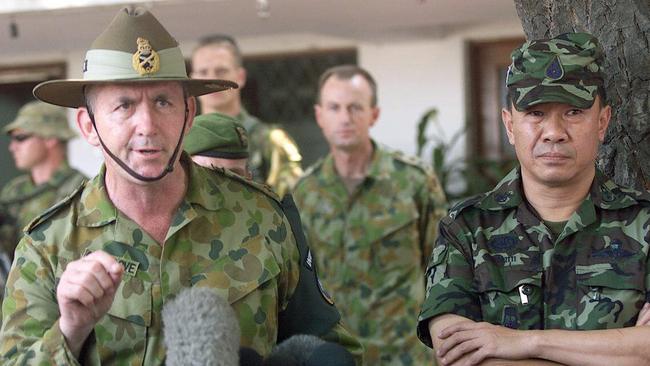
294,65,448,365
191,34,303,197
418,33,650,365
184,112,251,178
0,8,362,365
0,101,86,287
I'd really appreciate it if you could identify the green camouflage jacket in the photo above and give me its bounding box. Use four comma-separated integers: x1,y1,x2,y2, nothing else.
417,167,650,347
0,164,86,258
237,109,303,197
294,143,447,366
0,156,362,365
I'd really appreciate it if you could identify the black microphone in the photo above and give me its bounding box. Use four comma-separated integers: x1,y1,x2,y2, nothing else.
162,287,241,366
263,334,355,366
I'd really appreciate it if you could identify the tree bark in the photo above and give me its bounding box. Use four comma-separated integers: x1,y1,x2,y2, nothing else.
513,0,650,189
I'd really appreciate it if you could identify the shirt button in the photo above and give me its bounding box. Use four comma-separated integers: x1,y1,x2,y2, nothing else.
521,284,534,296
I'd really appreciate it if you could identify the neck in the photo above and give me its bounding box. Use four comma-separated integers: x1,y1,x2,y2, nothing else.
331,140,374,179
105,161,188,233
31,153,65,185
521,168,595,222
202,98,241,118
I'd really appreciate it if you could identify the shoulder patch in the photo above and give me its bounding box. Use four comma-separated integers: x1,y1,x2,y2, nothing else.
25,180,86,234
390,149,434,176
447,193,486,220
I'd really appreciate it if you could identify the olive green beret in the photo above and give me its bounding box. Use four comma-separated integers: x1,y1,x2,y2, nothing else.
185,113,249,159
4,100,76,140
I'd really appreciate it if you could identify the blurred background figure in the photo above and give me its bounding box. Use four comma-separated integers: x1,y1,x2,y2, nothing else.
191,34,303,196
0,100,85,301
185,112,251,178
294,65,447,365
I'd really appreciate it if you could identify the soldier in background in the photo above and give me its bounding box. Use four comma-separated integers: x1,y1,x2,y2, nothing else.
184,112,251,178
294,65,448,365
191,34,303,196
418,33,650,366
0,101,85,287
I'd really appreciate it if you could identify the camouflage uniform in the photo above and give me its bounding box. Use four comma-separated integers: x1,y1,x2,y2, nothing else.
294,142,447,366
0,155,363,365
0,164,86,258
417,167,650,345
237,109,303,196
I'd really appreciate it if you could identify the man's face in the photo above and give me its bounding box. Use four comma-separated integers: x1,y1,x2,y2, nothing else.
315,75,379,152
502,96,611,188
77,82,194,182
191,155,250,178
191,45,245,114
8,129,50,171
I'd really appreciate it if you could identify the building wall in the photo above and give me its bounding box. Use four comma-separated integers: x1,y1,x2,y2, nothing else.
0,20,524,178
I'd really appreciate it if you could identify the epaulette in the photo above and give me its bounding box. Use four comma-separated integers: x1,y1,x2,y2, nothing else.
294,158,325,188
446,193,486,221
390,149,435,176
25,179,86,234
218,167,282,204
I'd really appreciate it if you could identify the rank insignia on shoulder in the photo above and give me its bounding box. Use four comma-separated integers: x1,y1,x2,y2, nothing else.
132,37,160,75
305,249,313,271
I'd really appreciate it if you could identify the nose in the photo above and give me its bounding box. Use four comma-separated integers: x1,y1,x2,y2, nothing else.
541,114,568,143
133,103,157,136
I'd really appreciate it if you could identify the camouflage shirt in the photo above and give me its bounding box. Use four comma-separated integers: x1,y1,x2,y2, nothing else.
0,156,361,365
237,109,303,197
0,164,86,258
294,143,447,366
417,167,650,347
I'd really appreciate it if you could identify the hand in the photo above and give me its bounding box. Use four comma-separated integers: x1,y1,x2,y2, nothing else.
636,302,650,326
437,321,533,366
57,251,123,356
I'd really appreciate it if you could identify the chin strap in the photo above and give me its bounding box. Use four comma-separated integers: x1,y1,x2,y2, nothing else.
86,99,189,182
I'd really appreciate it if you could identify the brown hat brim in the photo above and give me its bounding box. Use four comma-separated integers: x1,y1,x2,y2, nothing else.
33,78,238,108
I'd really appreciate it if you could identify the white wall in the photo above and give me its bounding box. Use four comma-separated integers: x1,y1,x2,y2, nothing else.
1,20,524,179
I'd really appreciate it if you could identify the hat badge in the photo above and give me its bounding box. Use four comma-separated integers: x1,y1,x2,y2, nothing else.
545,56,564,80
132,37,160,76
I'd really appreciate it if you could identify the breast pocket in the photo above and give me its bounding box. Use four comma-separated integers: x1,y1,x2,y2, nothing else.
95,276,152,365
577,262,645,329
473,268,543,329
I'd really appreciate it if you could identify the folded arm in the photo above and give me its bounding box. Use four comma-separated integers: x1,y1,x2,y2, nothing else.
429,310,650,366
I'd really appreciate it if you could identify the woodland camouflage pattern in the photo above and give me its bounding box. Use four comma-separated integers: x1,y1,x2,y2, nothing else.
294,144,447,366
237,109,303,197
417,167,650,347
506,32,604,111
0,156,362,365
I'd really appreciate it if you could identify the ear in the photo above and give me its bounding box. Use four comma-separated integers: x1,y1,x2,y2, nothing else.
502,107,516,145
76,107,100,147
184,96,197,134
236,67,247,89
369,106,380,128
314,103,325,130
597,104,611,142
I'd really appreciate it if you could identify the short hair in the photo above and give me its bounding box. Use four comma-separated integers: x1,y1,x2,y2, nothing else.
317,65,378,107
193,34,243,66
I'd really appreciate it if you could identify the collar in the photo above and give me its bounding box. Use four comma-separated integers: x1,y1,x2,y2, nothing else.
476,166,643,212
318,140,393,184
76,153,220,227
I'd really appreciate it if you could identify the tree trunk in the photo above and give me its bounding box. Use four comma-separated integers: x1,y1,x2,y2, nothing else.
513,0,650,190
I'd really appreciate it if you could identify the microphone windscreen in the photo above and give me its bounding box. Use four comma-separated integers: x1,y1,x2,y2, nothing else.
162,287,240,366
306,342,355,366
239,347,264,366
263,334,325,366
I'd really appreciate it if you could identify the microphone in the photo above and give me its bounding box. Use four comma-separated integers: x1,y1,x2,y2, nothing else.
263,334,355,366
162,287,240,366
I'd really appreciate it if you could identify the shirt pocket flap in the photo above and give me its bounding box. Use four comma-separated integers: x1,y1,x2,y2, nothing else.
218,235,282,305
106,278,152,327
366,205,419,244
474,268,541,293
577,263,644,291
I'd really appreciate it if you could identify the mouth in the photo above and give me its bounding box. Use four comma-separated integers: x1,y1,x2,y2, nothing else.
132,148,162,156
537,152,570,161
